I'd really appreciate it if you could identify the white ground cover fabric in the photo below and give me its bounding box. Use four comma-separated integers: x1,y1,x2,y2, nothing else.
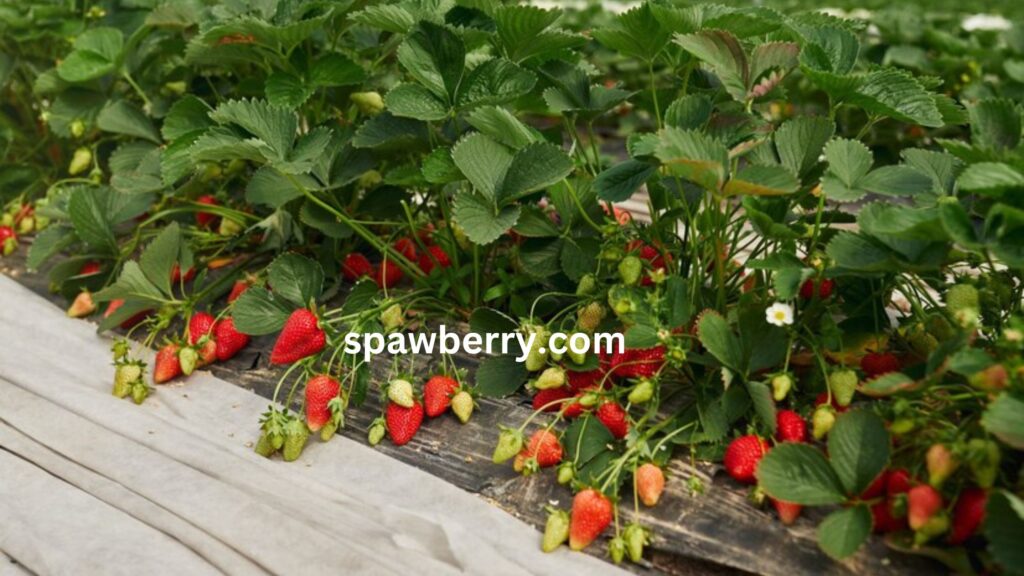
0,275,624,576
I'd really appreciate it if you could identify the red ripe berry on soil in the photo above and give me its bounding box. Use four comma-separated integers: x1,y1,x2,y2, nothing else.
227,279,251,303
195,195,219,228
776,410,807,443
374,260,403,289
596,402,630,439
949,487,987,545
385,400,424,446
907,485,944,531
772,499,802,525
153,343,182,384
610,346,665,379
516,430,563,470
270,308,326,364
79,261,102,275
724,435,770,484
188,312,217,345
423,375,460,417
569,489,613,551
214,317,250,361
861,352,901,378
533,387,573,412
799,278,835,300
417,245,451,274
342,253,373,281
636,463,665,507
305,375,341,432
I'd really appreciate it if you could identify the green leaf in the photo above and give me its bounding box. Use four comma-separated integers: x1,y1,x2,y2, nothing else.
27,226,74,271
351,112,428,150
452,133,513,201
828,410,890,496
139,223,182,297
209,99,296,161
985,491,1024,574
475,354,529,397
513,206,561,237
591,3,670,62
697,311,743,373
848,69,944,128
982,393,1024,450
309,53,365,86
265,71,313,107
57,27,124,82
267,253,324,308
453,190,520,245
456,58,536,109
564,415,615,476
817,505,872,560
421,147,461,184
300,200,352,239
94,261,165,305
674,30,747,101
968,98,1021,151
246,166,315,208
162,95,213,141
97,100,160,143
756,443,847,505
773,266,813,300
397,21,465,102
723,165,799,196
822,137,872,199
901,148,962,195
959,162,1024,195
860,372,919,397
826,232,894,272
595,160,656,202
492,5,584,64
859,165,933,197
664,94,712,130
466,106,538,149
747,380,777,433
67,187,117,254
385,83,449,121
498,142,574,204
349,4,416,33
654,127,728,191
232,288,292,336
774,116,835,179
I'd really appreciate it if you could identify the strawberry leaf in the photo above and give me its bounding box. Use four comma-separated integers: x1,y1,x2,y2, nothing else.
817,505,871,560
267,253,324,308
756,443,847,505
827,410,890,495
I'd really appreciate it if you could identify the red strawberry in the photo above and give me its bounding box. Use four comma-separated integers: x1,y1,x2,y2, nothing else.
872,500,908,533
188,312,217,345
227,279,250,303
799,278,835,299
270,308,326,364
636,463,665,507
563,396,587,418
305,374,341,432
568,367,607,392
860,352,900,378
342,253,373,281
104,298,151,329
887,468,912,495
569,489,613,550
627,240,672,286
515,430,563,470
195,195,219,228
596,402,629,439
171,264,196,284
385,400,424,446
610,346,665,378
393,237,417,260
907,485,944,531
533,387,573,412
197,339,217,367
79,261,102,275
772,499,802,525
861,470,889,500
374,260,403,289
423,375,459,417
776,409,807,443
153,343,182,383
417,244,451,274
214,317,250,361
948,487,987,545
724,435,770,484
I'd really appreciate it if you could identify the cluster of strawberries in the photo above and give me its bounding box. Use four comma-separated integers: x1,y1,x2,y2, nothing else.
362,374,475,448
150,309,252,385
342,235,451,289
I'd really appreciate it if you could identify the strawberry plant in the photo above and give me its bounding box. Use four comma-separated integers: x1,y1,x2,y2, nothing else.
1,1,1022,573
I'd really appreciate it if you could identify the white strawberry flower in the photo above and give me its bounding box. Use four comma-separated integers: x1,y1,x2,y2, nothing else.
765,302,795,327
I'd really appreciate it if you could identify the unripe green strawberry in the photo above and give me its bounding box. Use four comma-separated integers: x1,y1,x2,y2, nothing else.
113,363,142,398
579,392,600,408
557,462,575,485
69,147,92,175
567,346,587,366
628,379,654,404
357,169,382,189
967,438,1001,489
70,119,86,138
771,373,793,402
535,367,566,390
969,364,1008,391
179,347,199,376
320,420,339,442
946,284,979,315
907,326,939,357
131,382,149,405
524,325,549,371
609,536,626,564
218,218,243,236
380,303,404,331
829,369,858,407
17,216,34,234
618,255,642,285
812,405,836,439
387,379,415,408
926,443,959,488
492,427,524,463
926,314,955,342
623,523,648,563
913,512,950,546
576,274,597,296
451,390,473,424
254,433,276,457
542,509,570,553
368,420,386,446
351,91,384,115
282,418,309,462
577,302,606,333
